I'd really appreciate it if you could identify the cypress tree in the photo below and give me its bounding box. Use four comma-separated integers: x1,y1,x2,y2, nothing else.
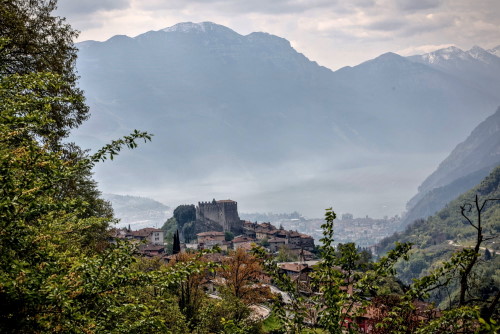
173,230,180,254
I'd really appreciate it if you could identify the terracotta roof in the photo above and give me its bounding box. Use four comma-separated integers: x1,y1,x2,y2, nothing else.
269,238,286,243
138,244,165,252
235,241,255,251
233,236,255,243
255,227,267,233
216,199,236,203
279,263,309,273
108,228,128,238
130,228,163,237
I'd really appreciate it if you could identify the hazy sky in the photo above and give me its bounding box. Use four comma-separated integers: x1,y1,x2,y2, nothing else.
56,0,500,71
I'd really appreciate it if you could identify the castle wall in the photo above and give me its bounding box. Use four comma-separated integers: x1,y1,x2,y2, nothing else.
196,200,241,232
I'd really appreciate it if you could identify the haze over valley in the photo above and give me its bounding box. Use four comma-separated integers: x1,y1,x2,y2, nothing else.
71,22,500,219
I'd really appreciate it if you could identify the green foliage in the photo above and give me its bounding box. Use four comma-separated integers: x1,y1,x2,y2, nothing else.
378,167,500,312
0,3,212,332
414,306,482,334
225,231,234,241
91,130,152,162
255,208,412,333
194,291,260,334
173,204,196,228
379,166,500,255
173,230,181,254
275,245,299,262
0,0,88,144
311,209,412,333
260,237,270,247
252,245,310,333
0,67,190,332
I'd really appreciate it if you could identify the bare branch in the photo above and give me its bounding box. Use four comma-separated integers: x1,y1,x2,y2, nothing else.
460,204,478,230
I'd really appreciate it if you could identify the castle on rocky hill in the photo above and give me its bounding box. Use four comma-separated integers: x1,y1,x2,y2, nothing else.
196,199,243,233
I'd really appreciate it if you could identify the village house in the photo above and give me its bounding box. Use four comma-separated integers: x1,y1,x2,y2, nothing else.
232,236,257,251
109,227,165,246
244,221,316,253
138,244,165,256
242,221,257,238
279,262,312,277
196,231,227,249
278,262,315,294
128,228,165,245
268,237,287,252
197,231,225,243
255,227,272,240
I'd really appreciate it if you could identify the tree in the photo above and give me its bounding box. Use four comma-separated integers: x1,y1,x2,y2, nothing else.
254,208,412,333
218,248,272,305
167,252,219,330
458,195,499,307
173,204,196,228
225,231,234,241
173,229,181,254
0,0,88,144
0,2,202,332
0,69,155,332
370,195,500,333
275,245,299,262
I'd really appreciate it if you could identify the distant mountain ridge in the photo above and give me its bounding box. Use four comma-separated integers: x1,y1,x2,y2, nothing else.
73,22,500,217
102,194,171,229
408,45,500,98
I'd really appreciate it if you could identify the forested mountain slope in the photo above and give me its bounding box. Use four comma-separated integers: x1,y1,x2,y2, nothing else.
377,166,500,294
380,165,500,253
403,108,500,227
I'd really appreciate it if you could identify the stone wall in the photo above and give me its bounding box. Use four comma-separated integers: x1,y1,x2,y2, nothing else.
196,199,242,232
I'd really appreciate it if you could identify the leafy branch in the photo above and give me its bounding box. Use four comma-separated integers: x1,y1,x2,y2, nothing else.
91,130,153,163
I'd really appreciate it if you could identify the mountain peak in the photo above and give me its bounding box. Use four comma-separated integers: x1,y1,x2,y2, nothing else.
489,45,500,57
467,45,500,64
364,52,407,65
421,46,468,63
377,52,404,59
161,22,236,34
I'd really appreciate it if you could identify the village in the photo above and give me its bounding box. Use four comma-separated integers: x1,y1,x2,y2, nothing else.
109,199,316,258
107,199,436,332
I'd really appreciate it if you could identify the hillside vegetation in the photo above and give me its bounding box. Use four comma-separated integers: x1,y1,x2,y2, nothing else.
403,107,500,228
377,165,500,307
379,165,500,254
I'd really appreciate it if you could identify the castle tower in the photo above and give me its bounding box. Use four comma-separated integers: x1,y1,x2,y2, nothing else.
196,199,241,232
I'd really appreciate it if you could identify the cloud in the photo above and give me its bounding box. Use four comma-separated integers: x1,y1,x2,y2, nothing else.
57,0,130,15
397,0,442,11
133,0,336,14
367,19,406,31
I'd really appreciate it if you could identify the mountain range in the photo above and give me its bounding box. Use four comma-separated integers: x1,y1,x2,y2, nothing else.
72,22,500,218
